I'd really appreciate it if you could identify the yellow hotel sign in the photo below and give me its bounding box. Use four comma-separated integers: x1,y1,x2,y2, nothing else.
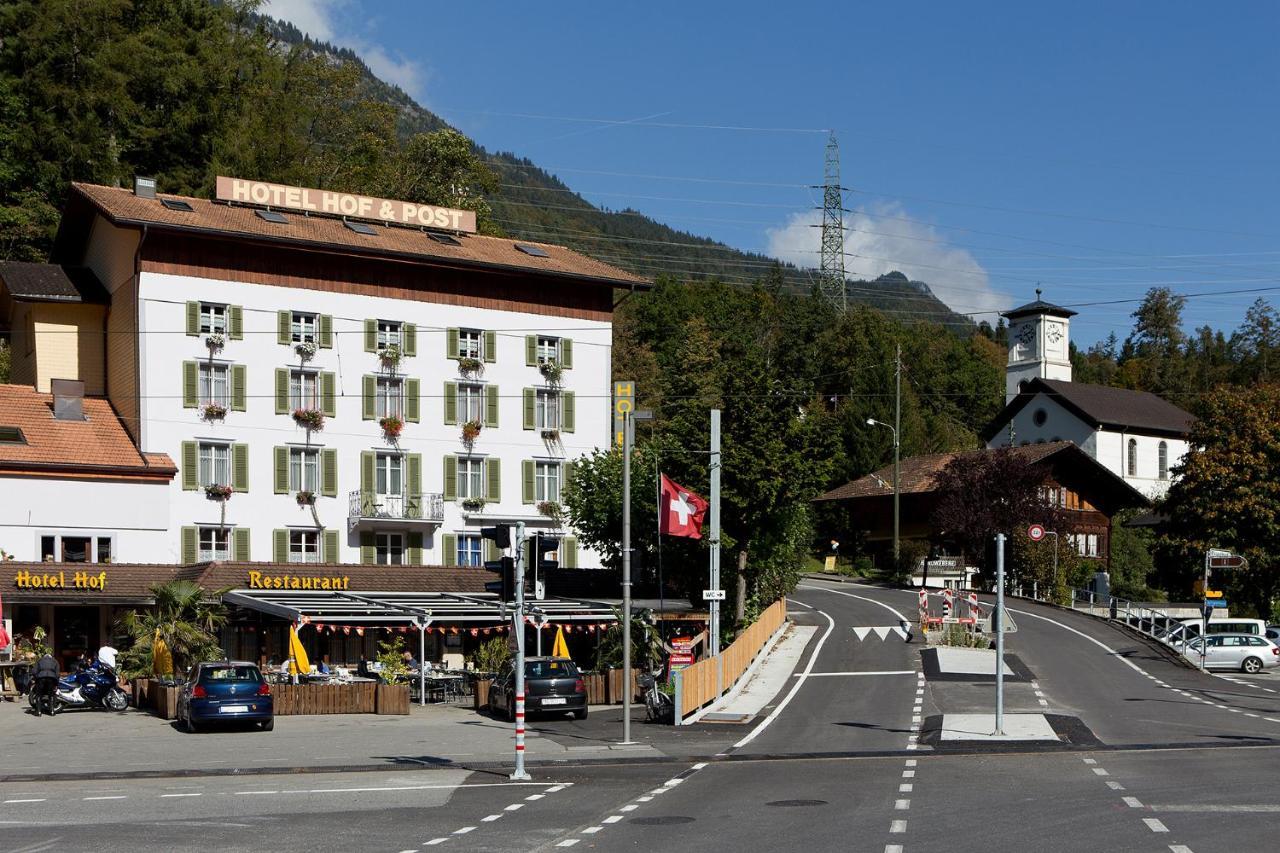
215,176,478,233
613,381,635,448
15,570,108,590
247,571,349,591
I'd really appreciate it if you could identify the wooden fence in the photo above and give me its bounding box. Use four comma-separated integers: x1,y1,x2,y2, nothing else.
676,598,788,719
273,682,376,715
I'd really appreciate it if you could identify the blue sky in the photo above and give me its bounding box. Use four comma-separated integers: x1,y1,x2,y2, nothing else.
265,1,1280,348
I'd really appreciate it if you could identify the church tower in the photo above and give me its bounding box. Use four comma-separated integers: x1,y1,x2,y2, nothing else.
1002,289,1077,403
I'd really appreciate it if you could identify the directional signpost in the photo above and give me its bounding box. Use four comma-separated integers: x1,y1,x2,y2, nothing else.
1199,548,1248,670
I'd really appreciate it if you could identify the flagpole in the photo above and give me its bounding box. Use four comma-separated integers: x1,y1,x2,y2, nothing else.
656,453,664,642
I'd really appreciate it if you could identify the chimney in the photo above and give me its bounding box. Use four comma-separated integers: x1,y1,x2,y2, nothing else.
51,378,85,421
134,176,157,199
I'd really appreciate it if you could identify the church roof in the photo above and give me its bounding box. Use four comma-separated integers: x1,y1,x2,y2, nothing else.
1002,289,1077,321
980,378,1194,441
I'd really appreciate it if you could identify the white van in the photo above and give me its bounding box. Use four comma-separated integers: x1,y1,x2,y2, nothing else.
1163,618,1267,647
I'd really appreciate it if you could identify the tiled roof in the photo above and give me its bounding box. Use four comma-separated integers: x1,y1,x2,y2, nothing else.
980,378,1194,441
815,441,1075,502
0,384,175,476
70,183,647,288
0,262,109,304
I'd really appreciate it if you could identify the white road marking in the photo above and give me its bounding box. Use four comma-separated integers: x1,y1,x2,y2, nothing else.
802,584,910,621
481,814,501,822
886,847,904,853
526,794,545,801
3,799,46,804
234,791,278,795
734,606,837,748
691,762,708,770
83,796,127,801
1091,768,1109,776
895,799,910,810
664,778,684,786
1148,804,1280,813
903,770,915,778
889,819,907,833
556,841,579,848
796,670,915,677
424,839,447,846
1169,846,1195,853
1123,797,1143,808
620,805,638,812
899,784,913,792
453,826,475,835
603,815,623,824
1107,781,1125,790
546,785,567,793
160,793,201,798
1144,818,1169,832
582,826,602,834
905,760,917,767
504,804,523,811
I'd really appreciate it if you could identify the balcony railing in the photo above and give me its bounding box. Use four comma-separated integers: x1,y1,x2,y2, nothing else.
348,490,444,530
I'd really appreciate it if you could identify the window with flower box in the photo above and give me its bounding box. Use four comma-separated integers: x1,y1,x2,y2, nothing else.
199,363,229,407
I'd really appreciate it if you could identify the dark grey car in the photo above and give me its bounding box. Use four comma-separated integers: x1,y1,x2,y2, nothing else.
489,657,587,720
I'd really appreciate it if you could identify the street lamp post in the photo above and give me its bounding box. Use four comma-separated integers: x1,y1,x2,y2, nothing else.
866,417,900,570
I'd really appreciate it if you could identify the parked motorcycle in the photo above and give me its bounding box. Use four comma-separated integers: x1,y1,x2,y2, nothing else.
28,662,128,714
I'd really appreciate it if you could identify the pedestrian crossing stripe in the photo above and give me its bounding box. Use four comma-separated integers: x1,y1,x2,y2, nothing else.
852,626,909,640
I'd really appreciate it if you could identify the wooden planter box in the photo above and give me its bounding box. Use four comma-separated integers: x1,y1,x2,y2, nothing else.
607,668,640,704
582,673,607,705
273,682,376,716
473,678,492,710
150,682,178,720
375,683,410,715
131,678,151,710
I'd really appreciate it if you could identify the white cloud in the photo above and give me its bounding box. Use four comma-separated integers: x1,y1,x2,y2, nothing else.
765,201,1005,315
263,0,429,101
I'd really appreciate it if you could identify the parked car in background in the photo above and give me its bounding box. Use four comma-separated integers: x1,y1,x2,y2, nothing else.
1162,618,1267,649
177,661,274,733
1265,626,1280,645
489,657,587,720
1183,634,1280,673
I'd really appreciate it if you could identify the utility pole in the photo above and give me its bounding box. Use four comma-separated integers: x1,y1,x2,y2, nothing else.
511,521,530,780
709,409,722,658
893,343,901,569
621,410,635,745
816,131,848,312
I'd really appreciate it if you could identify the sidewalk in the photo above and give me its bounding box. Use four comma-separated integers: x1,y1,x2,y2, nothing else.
0,695,741,782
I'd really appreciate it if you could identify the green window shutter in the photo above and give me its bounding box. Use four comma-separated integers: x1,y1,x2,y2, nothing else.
360,531,375,564
277,311,291,345
486,458,501,502
405,378,420,423
522,460,535,504
275,368,289,414
231,364,247,412
446,327,460,359
443,382,458,425
182,361,198,408
407,453,422,503
181,442,198,490
364,319,377,353
185,301,199,336
441,533,457,567
273,446,289,494
523,388,535,430
360,451,375,506
232,443,249,492
228,305,243,340
323,529,339,563
563,536,578,569
319,314,333,349
233,528,250,562
273,529,288,564
562,391,576,433
321,448,338,498
525,335,537,366
407,531,423,566
484,539,499,562
560,338,573,369
181,527,197,564
403,323,417,357
484,384,499,429
321,371,336,417
564,460,577,493
443,455,457,501
484,330,497,363
362,374,376,420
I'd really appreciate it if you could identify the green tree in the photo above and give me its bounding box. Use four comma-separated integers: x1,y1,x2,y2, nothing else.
1158,384,1280,618
1109,509,1161,601
0,338,10,383
1235,298,1280,383
116,579,227,679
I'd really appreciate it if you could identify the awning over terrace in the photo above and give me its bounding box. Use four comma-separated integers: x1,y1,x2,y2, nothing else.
221,589,619,627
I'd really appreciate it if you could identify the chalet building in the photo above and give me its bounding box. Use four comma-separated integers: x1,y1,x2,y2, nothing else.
0,177,645,662
983,292,1194,499
815,441,1149,582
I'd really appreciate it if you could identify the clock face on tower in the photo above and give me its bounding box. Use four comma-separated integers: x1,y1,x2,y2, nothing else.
1016,323,1036,351
1046,324,1063,345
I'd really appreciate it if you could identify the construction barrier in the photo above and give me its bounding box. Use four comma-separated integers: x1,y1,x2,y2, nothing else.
675,598,788,722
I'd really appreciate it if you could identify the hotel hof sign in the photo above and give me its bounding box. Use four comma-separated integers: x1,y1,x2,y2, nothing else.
216,176,478,234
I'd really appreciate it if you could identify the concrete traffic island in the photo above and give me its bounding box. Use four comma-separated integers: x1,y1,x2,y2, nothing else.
938,713,1059,742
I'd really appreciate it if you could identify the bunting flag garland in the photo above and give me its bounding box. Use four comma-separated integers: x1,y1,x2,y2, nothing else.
355,626,365,637
343,626,351,635
314,622,324,633
299,615,311,626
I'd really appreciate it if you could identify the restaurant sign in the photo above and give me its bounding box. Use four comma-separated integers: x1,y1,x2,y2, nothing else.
15,569,108,590
247,571,349,591
215,176,477,234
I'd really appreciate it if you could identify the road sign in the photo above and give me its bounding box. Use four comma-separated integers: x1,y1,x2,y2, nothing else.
702,589,726,601
823,556,837,573
1204,589,1224,599
1208,554,1245,569
1204,598,1228,609
1027,524,1046,542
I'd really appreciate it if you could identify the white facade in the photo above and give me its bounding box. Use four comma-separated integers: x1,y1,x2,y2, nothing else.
0,475,172,562
127,269,612,567
1006,311,1072,403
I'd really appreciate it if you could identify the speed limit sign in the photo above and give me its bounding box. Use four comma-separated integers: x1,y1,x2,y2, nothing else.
1027,524,1046,542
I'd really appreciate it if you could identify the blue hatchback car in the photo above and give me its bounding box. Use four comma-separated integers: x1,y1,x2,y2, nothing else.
177,661,274,733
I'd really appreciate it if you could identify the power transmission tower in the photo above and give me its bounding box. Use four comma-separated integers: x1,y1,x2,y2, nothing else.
817,131,848,312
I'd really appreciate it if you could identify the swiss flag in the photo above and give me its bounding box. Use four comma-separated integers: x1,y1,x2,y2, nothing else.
659,474,709,539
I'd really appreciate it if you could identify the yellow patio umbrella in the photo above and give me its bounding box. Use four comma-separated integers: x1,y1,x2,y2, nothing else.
288,624,311,676
551,626,570,659
152,628,173,677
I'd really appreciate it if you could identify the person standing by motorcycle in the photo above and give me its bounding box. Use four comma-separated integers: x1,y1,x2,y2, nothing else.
32,652,59,717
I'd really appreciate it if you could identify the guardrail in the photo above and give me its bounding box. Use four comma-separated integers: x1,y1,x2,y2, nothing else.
1069,588,1183,643
673,598,788,724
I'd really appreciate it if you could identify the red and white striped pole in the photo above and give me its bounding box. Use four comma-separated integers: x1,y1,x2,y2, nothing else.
511,521,531,780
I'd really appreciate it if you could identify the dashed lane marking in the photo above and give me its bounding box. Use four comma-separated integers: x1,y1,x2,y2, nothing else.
899,784,913,793
1091,768,1110,777
1143,818,1169,833
1123,797,1144,808
160,793,201,798
555,841,579,848
481,815,501,822
602,816,623,824
1107,781,1125,791
3,799,45,804
452,827,475,835
889,820,907,833
1169,847,1195,853
424,840,447,846
83,796,126,801
582,827,602,834
895,799,910,810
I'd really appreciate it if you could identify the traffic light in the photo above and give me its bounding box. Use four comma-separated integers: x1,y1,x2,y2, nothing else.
483,556,515,601
480,525,511,549
534,534,561,572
